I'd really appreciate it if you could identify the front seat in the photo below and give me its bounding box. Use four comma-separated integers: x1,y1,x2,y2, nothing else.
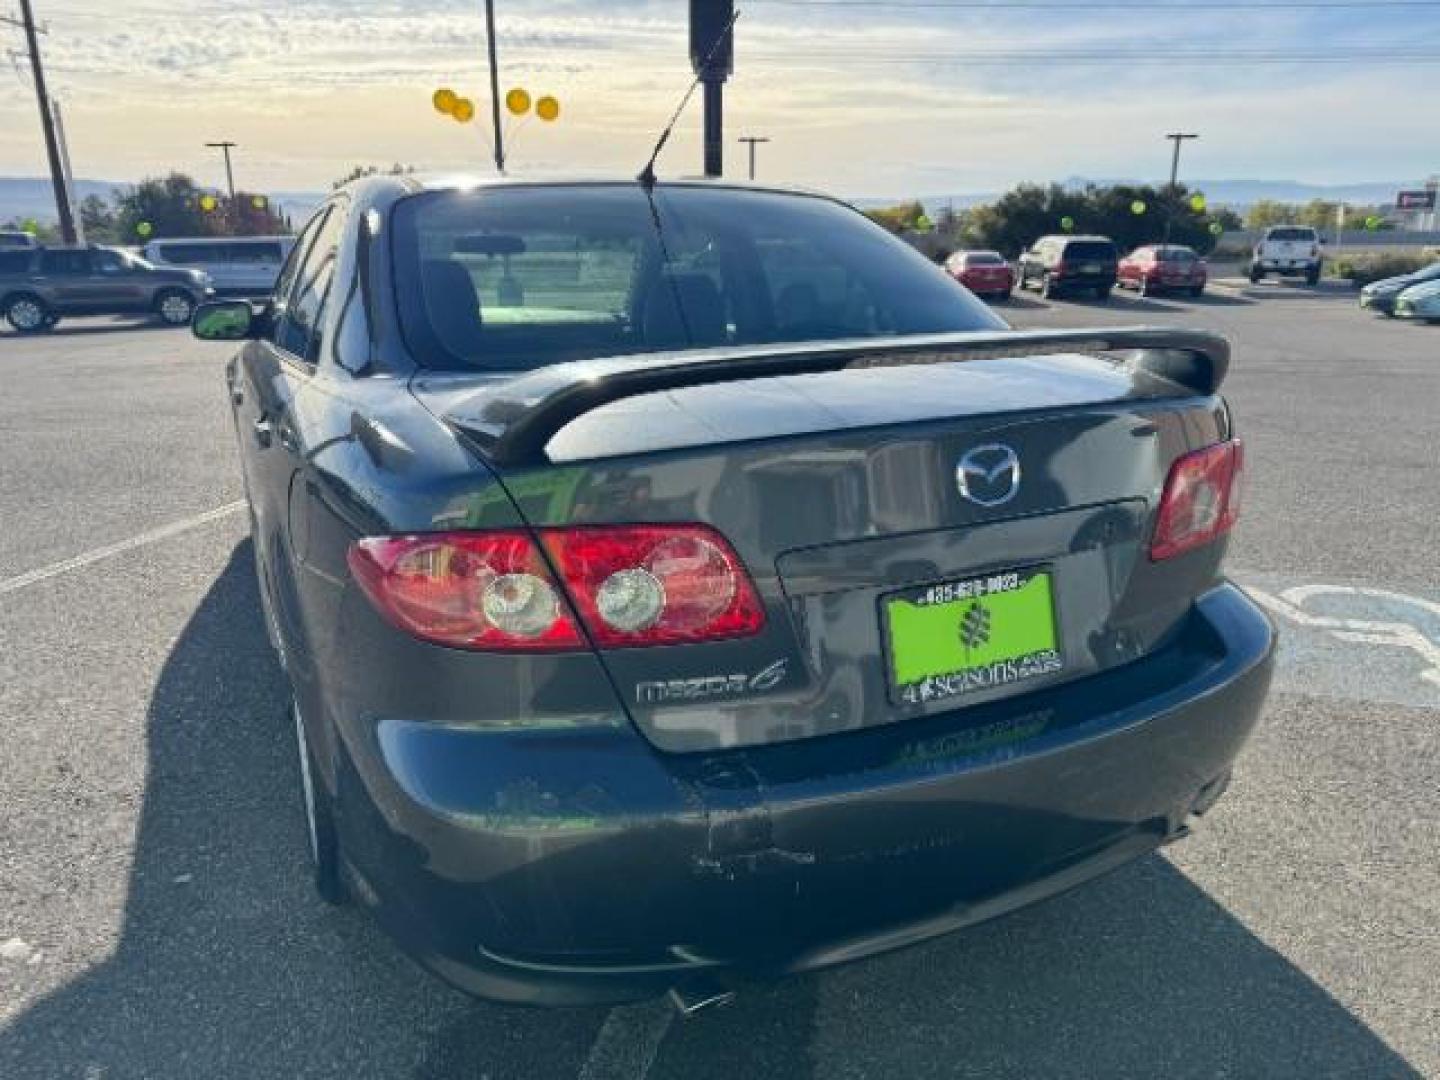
421,260,485,358
641,272,728,349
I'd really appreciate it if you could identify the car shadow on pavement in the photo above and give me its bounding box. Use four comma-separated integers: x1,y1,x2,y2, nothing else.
647,853,1421,1079
0,542,609,1080
0,544,1422,1079
1,320,166,339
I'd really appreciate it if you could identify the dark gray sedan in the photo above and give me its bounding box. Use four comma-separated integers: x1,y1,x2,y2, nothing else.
191,175,1274,1010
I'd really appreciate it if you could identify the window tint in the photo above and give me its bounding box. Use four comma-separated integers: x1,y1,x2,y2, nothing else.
228,242,285,264
39,250,90,276
964,252,1004,266
270,209,329,316
1064,240,1117,260
1160,247,1197,264
0,251,33,273
274,206,344,362
92,249,127,275
1267,228,1315,242
157,243,225,264
392,185,1002,371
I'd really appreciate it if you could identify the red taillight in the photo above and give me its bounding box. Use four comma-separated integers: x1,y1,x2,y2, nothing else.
348,531,585,651
1149,440,1244,561
348,525,765,651
542,525,765,647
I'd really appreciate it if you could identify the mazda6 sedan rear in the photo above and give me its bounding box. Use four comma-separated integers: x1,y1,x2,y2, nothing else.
192,175,1276,1007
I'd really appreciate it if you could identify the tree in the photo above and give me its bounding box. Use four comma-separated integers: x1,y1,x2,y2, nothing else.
1244,199,1296,231
332,162,416,190
79,194,117,243
1,216,57,243
229,193,289,236
863,200,927,234
114,173,219,242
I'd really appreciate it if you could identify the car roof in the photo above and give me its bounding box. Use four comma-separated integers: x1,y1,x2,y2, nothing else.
146,235,293,245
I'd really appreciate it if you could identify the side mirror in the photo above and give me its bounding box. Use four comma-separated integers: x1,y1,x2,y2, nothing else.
192,300,258,341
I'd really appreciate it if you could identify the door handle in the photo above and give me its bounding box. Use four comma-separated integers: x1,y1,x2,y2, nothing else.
252,417,274,448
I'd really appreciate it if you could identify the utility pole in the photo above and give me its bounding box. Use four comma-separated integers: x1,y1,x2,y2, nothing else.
52,98,82,244
1161,131,1198,248
205,140,238,202
484,0,504,173
737,136,769,181
7,0,76,242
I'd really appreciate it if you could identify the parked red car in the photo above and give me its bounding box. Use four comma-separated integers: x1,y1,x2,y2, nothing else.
1117,245,1207,297
945,249,1014,301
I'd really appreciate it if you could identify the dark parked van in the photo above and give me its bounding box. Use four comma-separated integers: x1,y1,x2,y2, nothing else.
1017,235,1120,300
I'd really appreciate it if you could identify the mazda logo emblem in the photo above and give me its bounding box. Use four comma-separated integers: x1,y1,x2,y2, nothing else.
956,444,1021,507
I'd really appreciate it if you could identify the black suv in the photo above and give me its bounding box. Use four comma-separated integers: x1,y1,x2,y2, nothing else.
0,245,213,333
1017,235,1119,300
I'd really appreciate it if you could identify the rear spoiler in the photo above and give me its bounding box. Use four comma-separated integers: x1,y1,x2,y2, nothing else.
445,326,1229,466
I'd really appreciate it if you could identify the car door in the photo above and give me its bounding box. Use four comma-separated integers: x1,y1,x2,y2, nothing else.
35,249,94,312
246,203,347,669
89,249,151,312
233,209,329,639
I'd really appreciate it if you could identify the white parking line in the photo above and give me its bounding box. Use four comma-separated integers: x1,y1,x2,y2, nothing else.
0,501,247,597
578,1001,676,1080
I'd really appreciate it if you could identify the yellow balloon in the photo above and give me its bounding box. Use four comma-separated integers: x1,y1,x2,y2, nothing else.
433,87,458,115
536,96,560,122
200,194,218,212
505,87,531,116
452,98,475,123
1190,193,1207,212
251,195,267,209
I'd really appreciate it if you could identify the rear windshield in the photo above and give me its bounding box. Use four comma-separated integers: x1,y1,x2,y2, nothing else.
964,252,1004,266
1158,247,1197,263
392,184,1003,371
1267,228,1316,241
1064,240,1117,260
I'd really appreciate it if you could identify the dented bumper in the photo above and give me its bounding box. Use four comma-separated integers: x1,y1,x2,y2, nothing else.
333,583,1274,1006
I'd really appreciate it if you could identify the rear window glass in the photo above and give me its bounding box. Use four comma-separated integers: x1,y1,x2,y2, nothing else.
227,242,285,264
1064,240,1117,260
964,252,1004,266
1159,247,1197,263
156,243,225,264
391,185,1002,372
1267,228,1315,242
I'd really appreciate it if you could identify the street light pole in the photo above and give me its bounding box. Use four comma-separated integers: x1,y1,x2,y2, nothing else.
205,141,238,201
484,0,505,173
737,136,769,181
1162,131,1198,248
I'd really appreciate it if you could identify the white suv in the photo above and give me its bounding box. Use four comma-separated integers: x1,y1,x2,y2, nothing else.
1250,226,1324,285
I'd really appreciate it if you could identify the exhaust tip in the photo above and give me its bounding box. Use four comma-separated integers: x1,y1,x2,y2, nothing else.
668,975,737,1018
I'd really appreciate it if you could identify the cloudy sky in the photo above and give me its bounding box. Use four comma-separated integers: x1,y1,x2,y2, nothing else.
2,0,1437,197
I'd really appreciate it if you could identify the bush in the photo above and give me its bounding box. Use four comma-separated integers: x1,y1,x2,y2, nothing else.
1329,251,1439,286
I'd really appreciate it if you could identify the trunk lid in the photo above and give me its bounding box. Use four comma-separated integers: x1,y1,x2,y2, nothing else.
413,331,1232,752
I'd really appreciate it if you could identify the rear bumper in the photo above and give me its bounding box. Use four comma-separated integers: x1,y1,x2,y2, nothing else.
332,582,1275,1006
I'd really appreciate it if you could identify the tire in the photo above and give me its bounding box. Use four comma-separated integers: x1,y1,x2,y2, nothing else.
1249,267,1263,284
155,289,197,327
4,293,52,333
1096,286,1113,302
1189,285,1205,298
1000,288,1013,302
1305,268,1320,287
293,700,347,906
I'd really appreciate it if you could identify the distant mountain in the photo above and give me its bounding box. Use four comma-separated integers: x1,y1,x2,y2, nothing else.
0,176,324,227
0,177,125,221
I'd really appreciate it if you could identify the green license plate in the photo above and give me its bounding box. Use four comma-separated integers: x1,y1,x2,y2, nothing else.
883,568,1063,706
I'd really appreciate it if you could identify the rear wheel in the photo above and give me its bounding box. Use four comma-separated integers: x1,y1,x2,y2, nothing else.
155,289,197,327
4,294,51,333
1305,267,1321,287
1189,285,1205,298
293,700,347,905
1095,285,1113,301
1248,266,1263,284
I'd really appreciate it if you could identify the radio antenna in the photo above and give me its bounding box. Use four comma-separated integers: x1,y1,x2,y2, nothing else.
637,8,740,189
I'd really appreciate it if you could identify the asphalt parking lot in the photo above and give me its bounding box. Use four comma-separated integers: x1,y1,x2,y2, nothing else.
1,283,1437,1079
